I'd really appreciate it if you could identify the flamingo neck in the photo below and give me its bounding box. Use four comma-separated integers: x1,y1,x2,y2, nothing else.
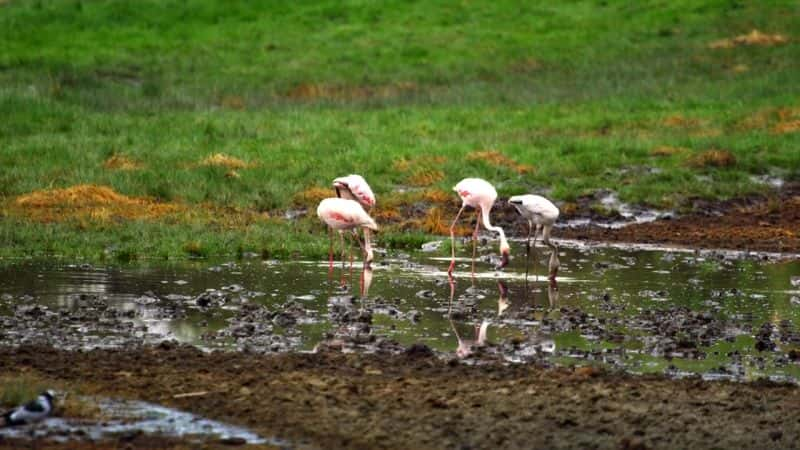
480,206,508,247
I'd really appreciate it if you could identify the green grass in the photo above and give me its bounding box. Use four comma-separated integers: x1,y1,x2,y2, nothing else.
1,0,799,259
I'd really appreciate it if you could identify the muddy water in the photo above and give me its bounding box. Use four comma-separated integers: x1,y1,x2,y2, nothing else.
1,242,799,382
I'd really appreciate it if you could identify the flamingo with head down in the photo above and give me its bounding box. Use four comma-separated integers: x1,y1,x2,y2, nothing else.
448,178,510,276
332,175,376,271
317,197,378,279
508,194,560,281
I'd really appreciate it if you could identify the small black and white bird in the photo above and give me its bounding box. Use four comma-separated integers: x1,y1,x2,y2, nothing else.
1,390,55,427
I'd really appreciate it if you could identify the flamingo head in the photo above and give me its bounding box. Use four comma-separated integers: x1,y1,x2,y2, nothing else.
333,180,347,199
508,196,525,215
497,238,510,270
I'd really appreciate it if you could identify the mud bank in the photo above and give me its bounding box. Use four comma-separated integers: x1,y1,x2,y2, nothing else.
1,345,799,449
555,183,800,253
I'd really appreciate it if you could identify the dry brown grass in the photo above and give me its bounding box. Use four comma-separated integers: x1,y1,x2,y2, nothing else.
292,186,332,207
413,207,473,236
650,146,688,157
392,156,446,172
199,153,256,170
559,202,579,217
102,154,143,171
419,207,449,235
709,29,789,49
372,206,402,222
773,120,800,134
421,188,454,205
12,184,181,222
392,156,449,187
662,115,702,128
407,169,445,187
732,64,749,73
686,150,737,168
220,95,246,110
286,82,417,101
737,107,800,133
466,150,534,174
772,107,800,134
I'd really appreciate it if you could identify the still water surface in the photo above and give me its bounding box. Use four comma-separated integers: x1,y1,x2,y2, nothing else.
1,241,799,382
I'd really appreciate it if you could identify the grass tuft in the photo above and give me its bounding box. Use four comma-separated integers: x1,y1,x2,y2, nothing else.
687,150,737,168
103,154,143,171
709,29,789,49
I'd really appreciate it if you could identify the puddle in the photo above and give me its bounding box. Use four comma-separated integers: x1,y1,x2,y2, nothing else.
561,191,674,229
1,240,800,383
0,397,277,445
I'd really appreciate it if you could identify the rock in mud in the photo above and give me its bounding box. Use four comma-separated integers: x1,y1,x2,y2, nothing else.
272,312,297,327
405,343,435,358
421,240,443,252
755,323,776,352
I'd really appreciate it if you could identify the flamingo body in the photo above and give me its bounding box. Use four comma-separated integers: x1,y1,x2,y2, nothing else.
454,178,497,209
317,198,377,231
508,195,559,225
333,174,376,209
318,197,377,270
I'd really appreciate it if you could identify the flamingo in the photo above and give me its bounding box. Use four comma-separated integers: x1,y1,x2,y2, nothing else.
333,174,376,209
448,178,510,276
332,174,376,273
508,194,560,281
317,198,378,278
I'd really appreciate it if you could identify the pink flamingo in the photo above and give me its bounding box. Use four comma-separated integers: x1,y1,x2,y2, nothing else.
317,198,378,278
448,178,510,276
333,175,376,273
333,174,375,209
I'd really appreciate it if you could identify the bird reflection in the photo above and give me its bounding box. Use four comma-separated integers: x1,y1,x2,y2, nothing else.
497,280,510,316
451,318,489,359
448,275,559,359
448,274,503,359
547,280,559,308
359,266,373,298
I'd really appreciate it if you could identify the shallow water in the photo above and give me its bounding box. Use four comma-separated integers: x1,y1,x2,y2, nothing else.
1,240,799,382
0,397,276,445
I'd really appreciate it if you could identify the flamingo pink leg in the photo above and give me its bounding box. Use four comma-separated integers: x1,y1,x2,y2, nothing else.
448,205,466,275
348,233,354,281
471,209,481,280
328,227,334,277
339,231,346,286
359,267,365,297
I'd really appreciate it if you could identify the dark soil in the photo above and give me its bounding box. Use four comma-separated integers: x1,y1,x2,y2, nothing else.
1,345,799,449
501,183,800,253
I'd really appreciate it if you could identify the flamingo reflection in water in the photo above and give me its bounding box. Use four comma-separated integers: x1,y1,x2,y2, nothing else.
449,277,557,359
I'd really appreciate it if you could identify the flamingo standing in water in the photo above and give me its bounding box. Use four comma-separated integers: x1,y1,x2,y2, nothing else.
332,175,376,272
317,198,378,279
508,194,560,281
449,178,510,276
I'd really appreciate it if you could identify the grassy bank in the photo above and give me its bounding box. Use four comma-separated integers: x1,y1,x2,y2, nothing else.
1,0,799,260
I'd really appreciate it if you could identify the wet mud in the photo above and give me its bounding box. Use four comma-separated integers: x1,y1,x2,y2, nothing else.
554,183,800,253
1,345,799,449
